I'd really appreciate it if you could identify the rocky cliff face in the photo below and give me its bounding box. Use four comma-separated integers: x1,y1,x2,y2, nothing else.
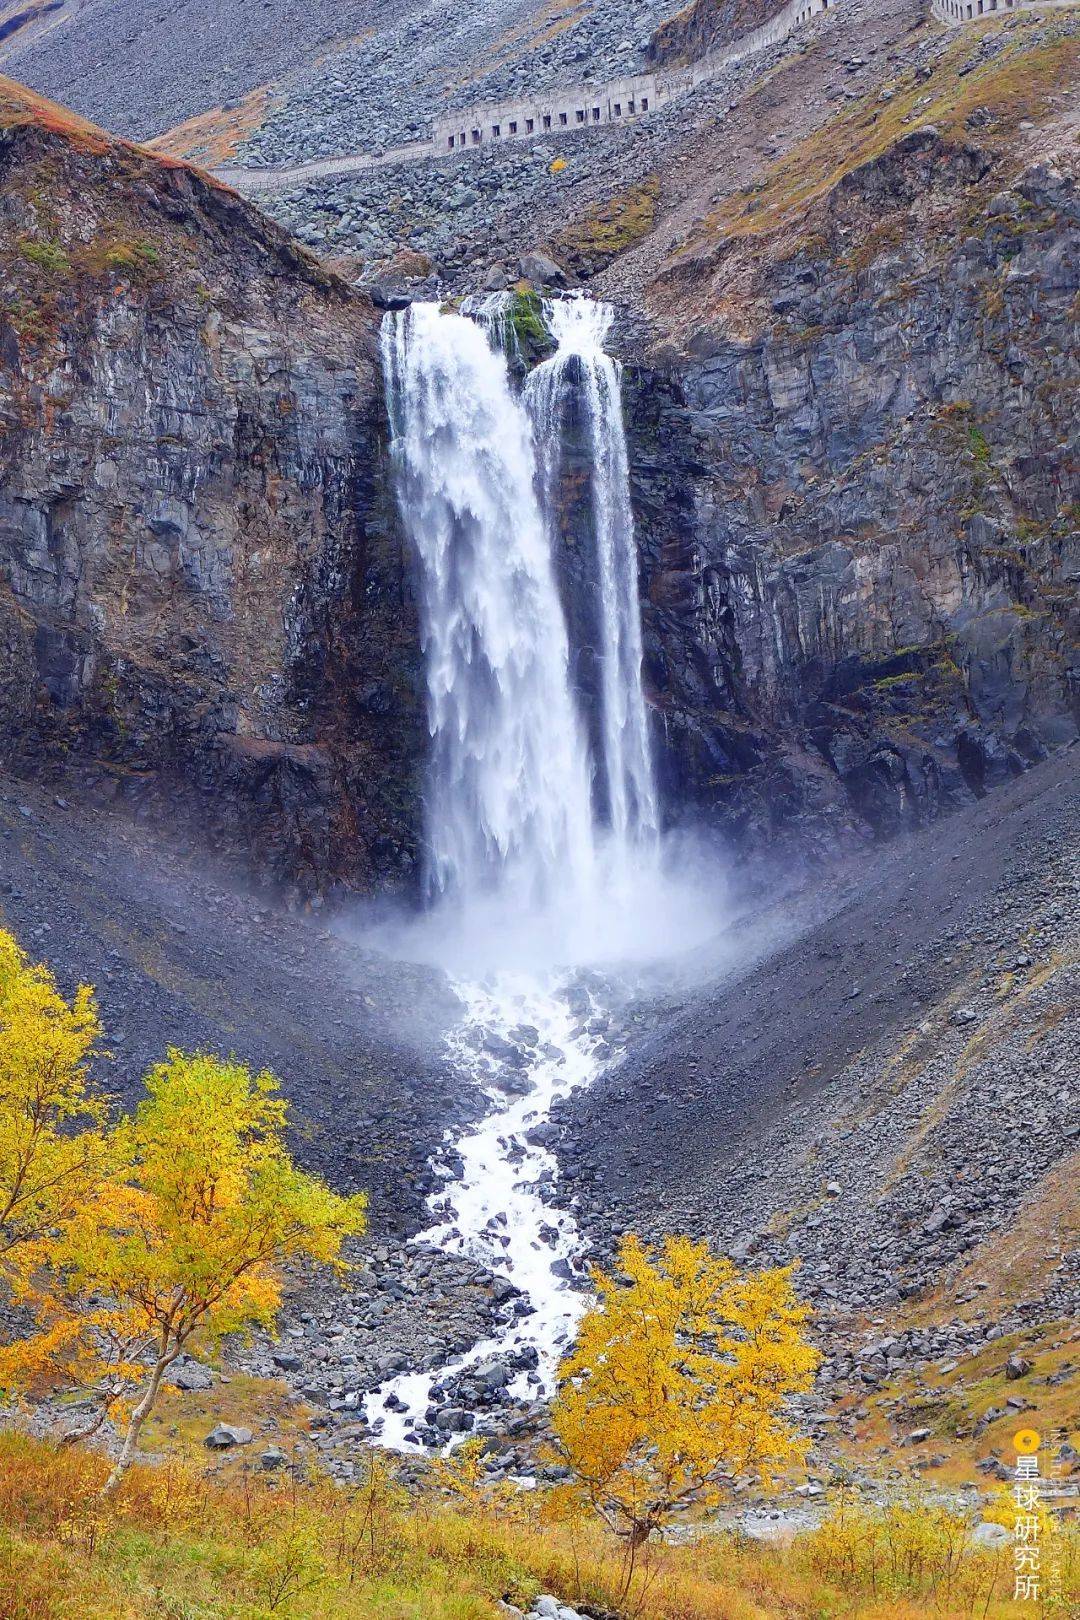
647,0,786,68
626,121,1079,850
0,81,423,895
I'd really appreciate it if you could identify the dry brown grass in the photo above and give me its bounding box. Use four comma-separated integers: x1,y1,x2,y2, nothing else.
556,175,661,264
0,1424,1075,1619
147,85,277,166
832,1317,1080,1492
0,73,113,154
0,71,235,188
677,23,1079,258
901,1152,1080,1329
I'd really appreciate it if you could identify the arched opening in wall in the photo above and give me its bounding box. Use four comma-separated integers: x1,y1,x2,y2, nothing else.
526,117,534,132
543,114,552,128
509,120,518,133
614,102,622,116
472,128,481,143
576,108,585,123
640,95,649,109
559,111,568,125
492,124,501,137
447,135,455,147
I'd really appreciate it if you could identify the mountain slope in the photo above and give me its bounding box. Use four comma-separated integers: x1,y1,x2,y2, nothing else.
1,0,688,160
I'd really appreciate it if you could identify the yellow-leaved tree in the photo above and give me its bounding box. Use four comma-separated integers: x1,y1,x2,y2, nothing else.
551,1233,821,1570
0,929,109,1262
5,1049,367,1493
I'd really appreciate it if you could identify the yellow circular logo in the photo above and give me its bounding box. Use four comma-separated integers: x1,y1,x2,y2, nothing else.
1014,1429,1041,1455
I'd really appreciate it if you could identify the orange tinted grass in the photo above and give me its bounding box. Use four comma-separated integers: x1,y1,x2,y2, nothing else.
0,1429,1075,1620
0,73,233,189
0,74,114,154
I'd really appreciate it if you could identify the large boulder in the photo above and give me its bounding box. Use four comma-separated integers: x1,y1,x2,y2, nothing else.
204,1423,254,1449
518,250,566,287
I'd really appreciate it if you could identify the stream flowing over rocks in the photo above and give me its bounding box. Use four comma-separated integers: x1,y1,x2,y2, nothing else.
363,973,609,1449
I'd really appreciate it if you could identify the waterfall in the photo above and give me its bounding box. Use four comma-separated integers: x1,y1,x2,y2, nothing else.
367,295,692,1453
527,297,659,859
381,303,597,916
383,295,660,954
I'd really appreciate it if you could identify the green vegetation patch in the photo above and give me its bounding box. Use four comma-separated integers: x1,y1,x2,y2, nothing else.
557,175,660,265
507,286,549,347
967,426,991,464
18,236,70,274
79,233,165,281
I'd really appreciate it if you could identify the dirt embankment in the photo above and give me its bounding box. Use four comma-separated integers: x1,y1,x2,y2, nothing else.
647,0,788,67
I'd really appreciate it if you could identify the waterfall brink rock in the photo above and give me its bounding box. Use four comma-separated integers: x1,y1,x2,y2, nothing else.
528,298,659,859
381,303,596,915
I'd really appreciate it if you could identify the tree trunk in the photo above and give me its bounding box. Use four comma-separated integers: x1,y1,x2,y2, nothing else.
101,1355,172,1495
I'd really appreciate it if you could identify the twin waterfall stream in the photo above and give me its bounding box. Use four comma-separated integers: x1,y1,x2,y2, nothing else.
365,296,688,1452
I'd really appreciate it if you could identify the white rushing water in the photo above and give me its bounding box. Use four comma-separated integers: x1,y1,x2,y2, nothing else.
364,972,608,1450
380,302,597,916
528,298,659,857
366,296,705,1451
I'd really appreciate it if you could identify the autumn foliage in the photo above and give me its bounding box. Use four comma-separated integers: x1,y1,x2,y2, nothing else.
552,1233,821,1551
0,931,367,1491
0,931,109,1260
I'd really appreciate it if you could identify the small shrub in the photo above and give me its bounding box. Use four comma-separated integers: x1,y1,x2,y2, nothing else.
508,288,548,347
18,238,70,274
968,426,992,463
100,238,160,275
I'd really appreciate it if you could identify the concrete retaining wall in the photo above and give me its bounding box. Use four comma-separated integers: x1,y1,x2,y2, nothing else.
432,0,841,154
220,0,844,189
931,0,1074,20
433,73,669,151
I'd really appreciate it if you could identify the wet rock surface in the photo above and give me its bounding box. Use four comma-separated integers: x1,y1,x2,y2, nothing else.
255,8,1080,871
6,13,1078,892
627,129,1079,855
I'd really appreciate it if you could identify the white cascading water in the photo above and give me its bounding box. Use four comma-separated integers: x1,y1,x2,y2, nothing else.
527,298,659,856
365,296,689,1452
380,303,597,914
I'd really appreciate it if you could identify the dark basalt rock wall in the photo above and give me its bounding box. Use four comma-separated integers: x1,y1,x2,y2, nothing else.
625,139,1079,853
0,109,424,895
